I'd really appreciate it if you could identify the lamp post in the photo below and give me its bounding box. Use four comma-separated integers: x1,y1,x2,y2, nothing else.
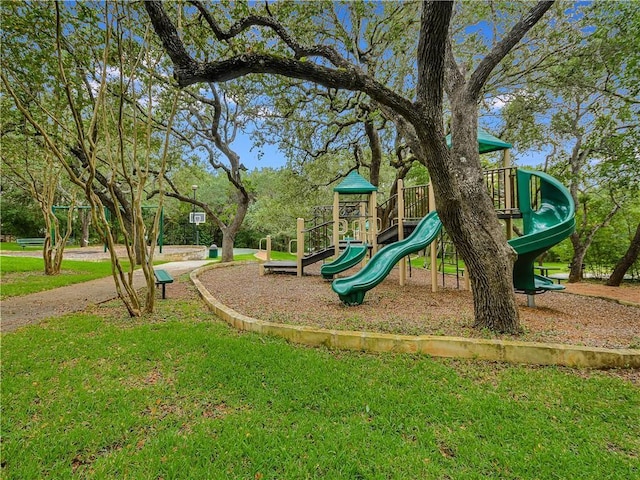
192,184,199,245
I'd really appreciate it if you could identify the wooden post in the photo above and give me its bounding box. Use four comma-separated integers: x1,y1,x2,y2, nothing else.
504,149,513,240
296,217,304,277
266,235,272,262
398,179,406,286
359,200,367,267
359,200,366,242
333,192,340,258
370,190,378,255
429,183,438,293
259,235,272,276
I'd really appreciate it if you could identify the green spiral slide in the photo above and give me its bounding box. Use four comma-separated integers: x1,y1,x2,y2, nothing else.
332,211,442,305
509,169,576,294
320,243,369,280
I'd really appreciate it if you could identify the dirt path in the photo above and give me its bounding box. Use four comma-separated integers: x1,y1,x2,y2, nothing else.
0,260,213,333
0,245,212,333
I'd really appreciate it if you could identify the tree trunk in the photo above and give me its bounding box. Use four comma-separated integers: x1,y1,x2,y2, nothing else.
219,190,250,263
80,209,91,247
568,233,587,283
416,96,520,333
220,230,235,263
607,222,640,286
364,118,382,187
122,219,144,266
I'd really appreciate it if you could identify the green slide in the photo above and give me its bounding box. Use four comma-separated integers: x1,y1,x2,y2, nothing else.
509,169,575,294
320,243,369,280
332,211,442,305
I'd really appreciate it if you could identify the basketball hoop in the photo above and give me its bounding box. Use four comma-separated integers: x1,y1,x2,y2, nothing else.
189,212,206,225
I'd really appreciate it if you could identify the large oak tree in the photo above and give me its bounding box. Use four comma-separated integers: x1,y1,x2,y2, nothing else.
145,0,553,333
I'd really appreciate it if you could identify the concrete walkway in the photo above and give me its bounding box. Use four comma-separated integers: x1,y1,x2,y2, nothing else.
1,260,213,333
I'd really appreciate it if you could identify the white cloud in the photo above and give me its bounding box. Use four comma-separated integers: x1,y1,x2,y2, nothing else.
487,95,510,111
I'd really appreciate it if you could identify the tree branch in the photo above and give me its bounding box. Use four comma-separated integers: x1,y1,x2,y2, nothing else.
144,1,417,123
467,1,554,99
144,0,197,74
189,0,352,68
444,35,464,97
416,1,454,107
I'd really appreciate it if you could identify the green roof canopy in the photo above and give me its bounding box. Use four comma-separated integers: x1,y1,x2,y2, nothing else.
445,128,512,154
333,171,377,194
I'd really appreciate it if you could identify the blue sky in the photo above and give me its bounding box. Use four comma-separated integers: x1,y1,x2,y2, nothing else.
231,134,284,171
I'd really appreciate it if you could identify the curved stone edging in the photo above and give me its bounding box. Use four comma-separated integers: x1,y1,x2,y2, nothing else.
190,262,640,369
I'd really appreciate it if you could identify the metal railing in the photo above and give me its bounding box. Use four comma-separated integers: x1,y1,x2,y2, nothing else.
303,219,333,255
377,194,398,231
483,167,519,215
403,184,430,220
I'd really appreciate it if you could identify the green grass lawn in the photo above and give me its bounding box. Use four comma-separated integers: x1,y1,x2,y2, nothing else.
230,253,260,262
0,256,131,299
232,251,294,262
2,299,638,479
267,250,297,261
0,241,40,252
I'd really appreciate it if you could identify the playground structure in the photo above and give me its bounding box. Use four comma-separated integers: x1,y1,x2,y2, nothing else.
259,130,576,306
260,170,379,276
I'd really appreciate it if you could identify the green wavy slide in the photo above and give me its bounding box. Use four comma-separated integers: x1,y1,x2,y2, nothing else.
332,211,442,305
509,169,575,294
320,243,369,280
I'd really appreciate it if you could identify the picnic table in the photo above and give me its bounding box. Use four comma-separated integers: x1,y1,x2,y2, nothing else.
534,266,563,283
534,266,560,276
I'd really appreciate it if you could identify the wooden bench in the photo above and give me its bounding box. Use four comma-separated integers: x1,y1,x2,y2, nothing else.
17,238,45,249
153,269,174,299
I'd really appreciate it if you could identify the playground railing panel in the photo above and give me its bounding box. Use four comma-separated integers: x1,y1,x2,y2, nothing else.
403,185,430,220
483,167,520,215
377,194,398,231
303,220,334,254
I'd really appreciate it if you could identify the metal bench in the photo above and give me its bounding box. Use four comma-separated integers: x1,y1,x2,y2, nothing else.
153,269,174,299
17,238,45,249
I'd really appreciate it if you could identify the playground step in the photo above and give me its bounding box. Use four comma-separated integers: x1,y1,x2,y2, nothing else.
261,261,298,274
301,247,335,267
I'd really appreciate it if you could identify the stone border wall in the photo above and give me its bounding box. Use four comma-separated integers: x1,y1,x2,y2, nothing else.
191,262,640,369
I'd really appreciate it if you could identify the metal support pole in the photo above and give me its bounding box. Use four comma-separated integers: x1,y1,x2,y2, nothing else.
398,179,406,287
527,294,536,308
429,183,438,292
266,235,272,262
370,190,378,255
296,217,304,277
504,149,513,240
333,192,340,258
192,184,198,245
